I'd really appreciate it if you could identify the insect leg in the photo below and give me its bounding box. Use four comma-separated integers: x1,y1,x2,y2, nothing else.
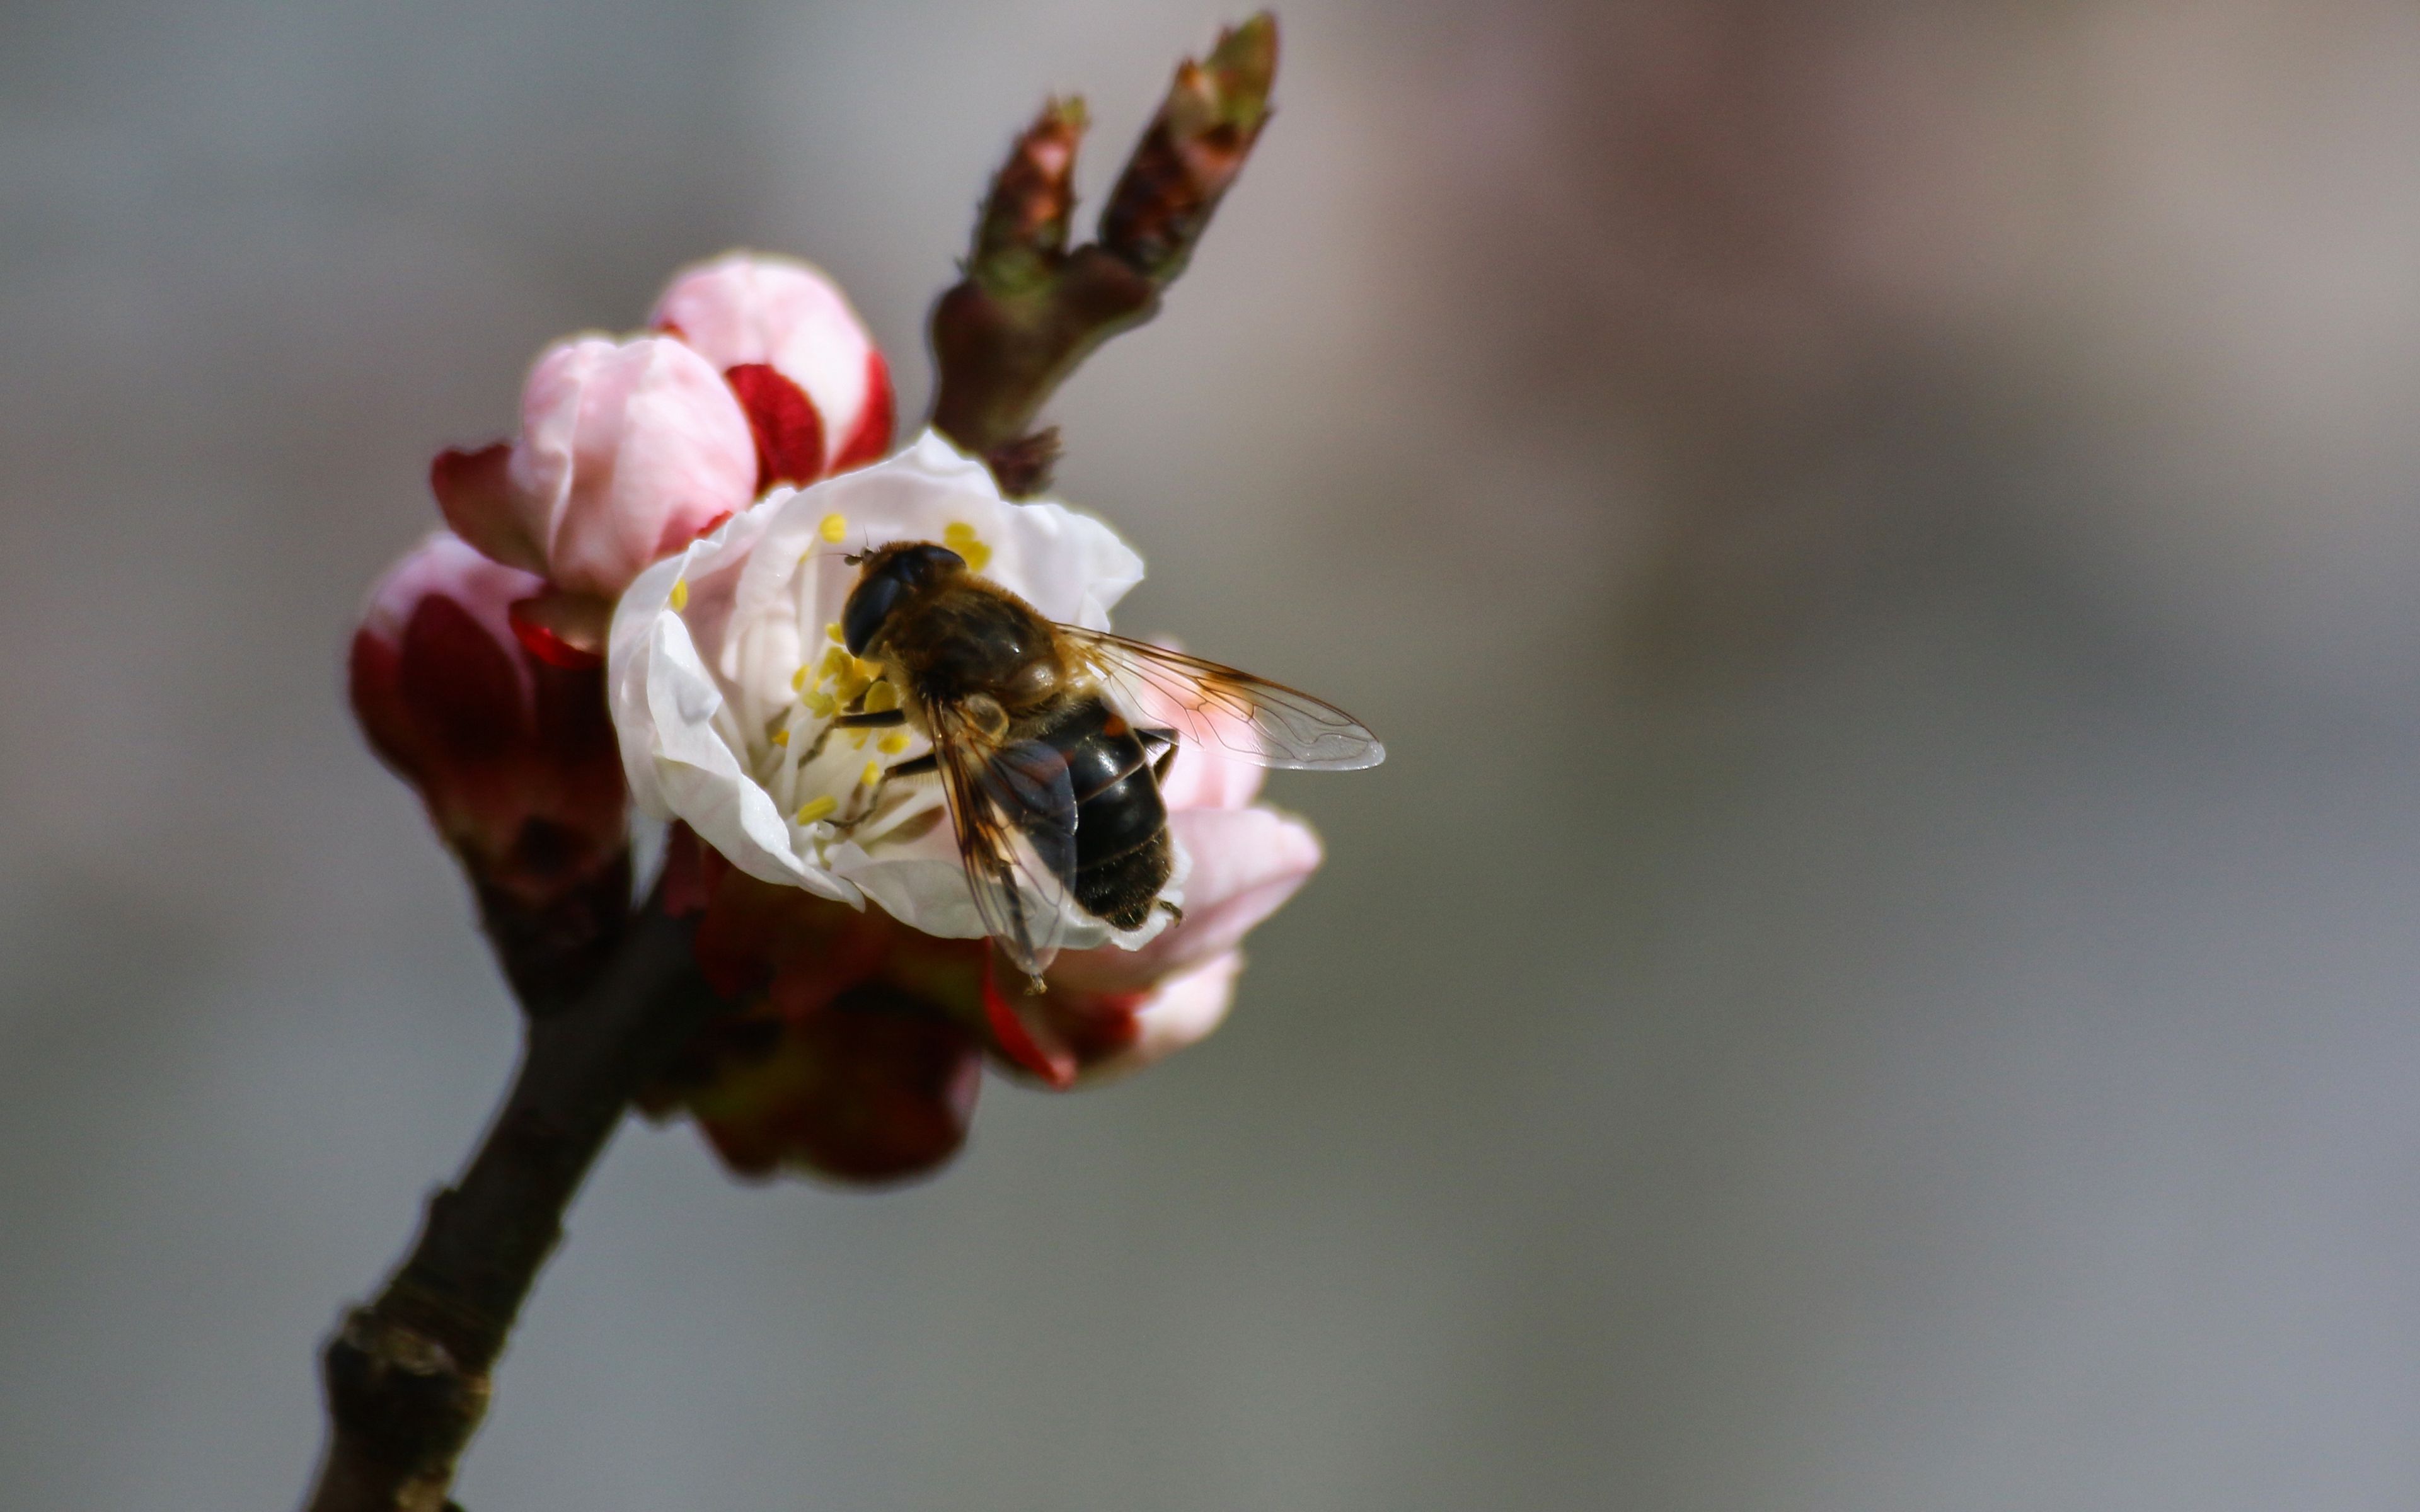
833,708,906,728
1138,726,1180,782
836,750,939,832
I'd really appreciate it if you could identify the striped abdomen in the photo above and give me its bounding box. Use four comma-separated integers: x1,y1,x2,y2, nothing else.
1037,696,1170,931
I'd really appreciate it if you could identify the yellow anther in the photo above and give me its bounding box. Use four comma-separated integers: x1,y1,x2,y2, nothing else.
850,731,868,749
794,795,838,825
861,760,883,789
819,512,848,543
802,690,837,718
825,621,843,643
819,646,854,680
769,728,790,747
943,521,993,573
668,578,689,612
879,732,909,754
863,679,900,714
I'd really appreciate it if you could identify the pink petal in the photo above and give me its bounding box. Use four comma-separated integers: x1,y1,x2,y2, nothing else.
1156,738,1267,813
358,529,541,655
1090,951,1242,1079
509,335,757,598
1048,806,1322,995
652,253,886,473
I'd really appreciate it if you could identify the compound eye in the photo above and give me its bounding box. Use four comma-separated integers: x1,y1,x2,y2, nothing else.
842,543,968,654
841,573,905,656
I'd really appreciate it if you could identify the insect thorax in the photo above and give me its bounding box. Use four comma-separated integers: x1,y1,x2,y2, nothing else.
880,580,1062,709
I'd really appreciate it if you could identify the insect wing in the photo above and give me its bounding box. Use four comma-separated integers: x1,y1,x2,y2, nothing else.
926,699,1081,976
1059,627,1385,771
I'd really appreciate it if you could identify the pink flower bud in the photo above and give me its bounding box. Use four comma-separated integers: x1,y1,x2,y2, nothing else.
350,534,631,1007
652,253,896,488
431,334,757,604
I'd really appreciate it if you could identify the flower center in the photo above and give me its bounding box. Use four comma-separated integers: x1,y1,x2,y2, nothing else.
721,515,1005,866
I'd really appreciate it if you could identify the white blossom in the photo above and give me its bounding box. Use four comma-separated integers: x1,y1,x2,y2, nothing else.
608,429,1182,950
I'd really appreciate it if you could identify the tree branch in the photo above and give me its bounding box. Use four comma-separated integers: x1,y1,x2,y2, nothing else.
301,904,715,1512
929,13,1279,491
305,20,1286,1506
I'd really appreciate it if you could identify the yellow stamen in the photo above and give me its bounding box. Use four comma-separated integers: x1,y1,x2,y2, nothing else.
942,521,993,573
794,795,838,825
861,761,882,789
769,728,790,747
863,679,900,714
825,621,843,643
819,646,854,680
802,690,837,718
879,732,909,754
819,512,848,543
668,578,689,612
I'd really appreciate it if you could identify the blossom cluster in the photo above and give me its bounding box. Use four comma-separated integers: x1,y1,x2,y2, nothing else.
352,251,1324,1183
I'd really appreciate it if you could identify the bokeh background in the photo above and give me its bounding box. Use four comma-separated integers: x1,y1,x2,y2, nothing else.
9,1,2420,1506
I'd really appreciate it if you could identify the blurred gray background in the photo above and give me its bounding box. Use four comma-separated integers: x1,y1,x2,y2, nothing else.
9,0,2420,1507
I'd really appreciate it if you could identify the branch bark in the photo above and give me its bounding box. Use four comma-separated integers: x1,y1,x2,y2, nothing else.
301,905,715,1512
929,13,1279,491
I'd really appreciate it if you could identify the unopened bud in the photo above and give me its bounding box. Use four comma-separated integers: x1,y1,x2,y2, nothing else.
350,534,631,1009
651,253,896,487
431,334,758,643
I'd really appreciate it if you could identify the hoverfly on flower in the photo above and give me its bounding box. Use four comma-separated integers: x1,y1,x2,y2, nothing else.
827,539,1382,985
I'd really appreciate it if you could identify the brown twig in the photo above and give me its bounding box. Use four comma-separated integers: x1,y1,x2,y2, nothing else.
929,13,1279,492
301,904,715,1512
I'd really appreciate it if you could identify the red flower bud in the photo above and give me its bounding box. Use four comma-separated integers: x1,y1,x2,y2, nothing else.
642,983,983,1184
643,830,985,1183
350,534,631,1008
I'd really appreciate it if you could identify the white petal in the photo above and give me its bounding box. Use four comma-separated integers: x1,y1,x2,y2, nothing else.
609,532,856,902
604,430,1160,942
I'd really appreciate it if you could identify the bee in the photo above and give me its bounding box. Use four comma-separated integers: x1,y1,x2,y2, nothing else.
835,541,1383,982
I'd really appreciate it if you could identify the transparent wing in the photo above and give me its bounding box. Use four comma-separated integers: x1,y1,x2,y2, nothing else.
926,698,1081,978
1059,627,1386,771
